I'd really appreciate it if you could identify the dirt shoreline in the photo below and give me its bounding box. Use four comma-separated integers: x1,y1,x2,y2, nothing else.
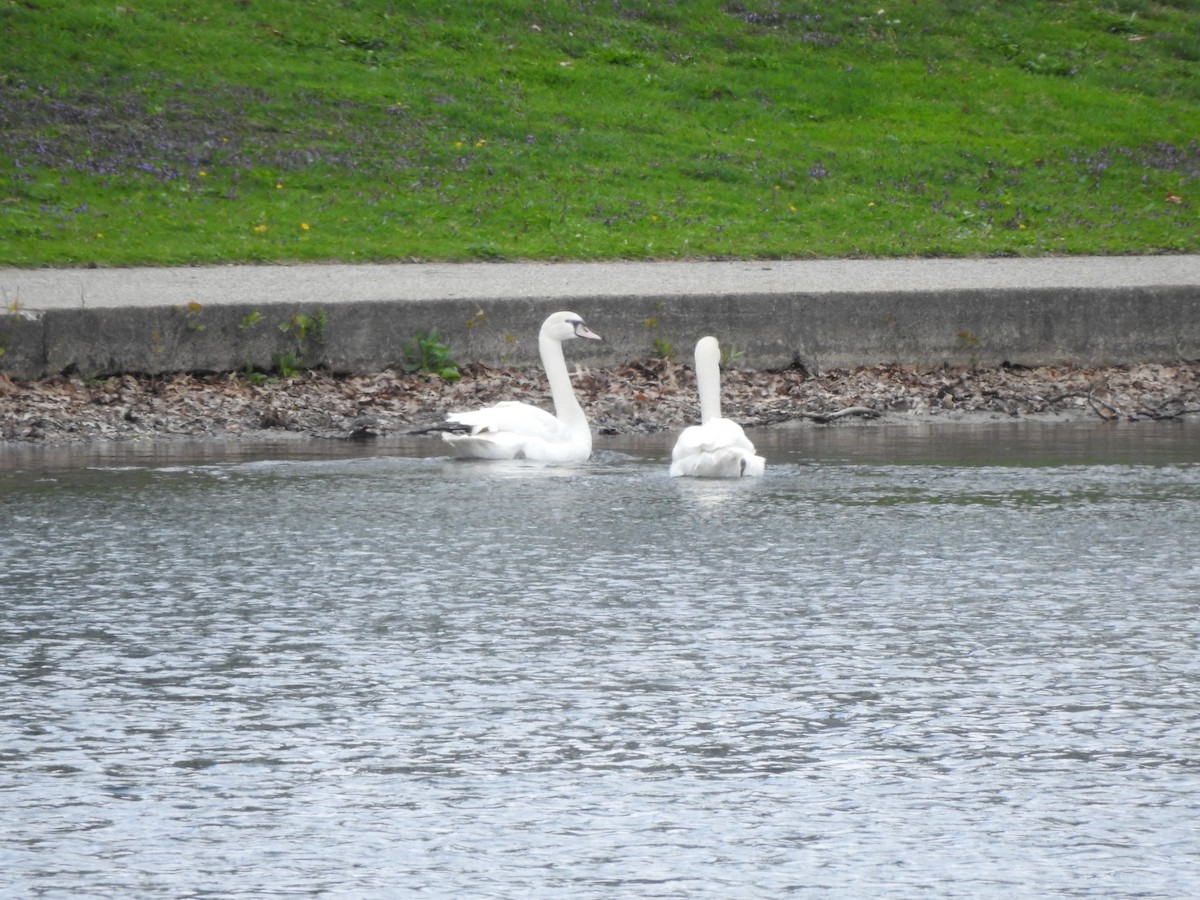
2,359,1198,446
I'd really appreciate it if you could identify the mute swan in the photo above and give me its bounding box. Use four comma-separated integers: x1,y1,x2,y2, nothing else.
442,311,602,462
670,336,765,478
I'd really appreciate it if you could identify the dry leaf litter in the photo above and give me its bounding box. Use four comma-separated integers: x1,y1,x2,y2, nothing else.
1,360,1197,444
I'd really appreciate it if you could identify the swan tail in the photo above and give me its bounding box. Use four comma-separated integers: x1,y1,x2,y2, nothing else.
740,453,766,477
670,446,763,478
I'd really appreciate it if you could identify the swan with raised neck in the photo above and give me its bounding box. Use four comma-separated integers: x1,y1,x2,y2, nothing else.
442,311,601,462
670,335,765,478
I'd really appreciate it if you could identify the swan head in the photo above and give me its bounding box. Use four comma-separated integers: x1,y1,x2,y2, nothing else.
541,311,601,343
696,335,721,366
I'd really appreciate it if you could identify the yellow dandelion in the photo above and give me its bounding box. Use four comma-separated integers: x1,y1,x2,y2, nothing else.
475,139,487,147
198,170,207,177
96,232,104,239
454,141,464,149
788,204,797,212
254,224,269,233
276,183,284,190
300,223,310,231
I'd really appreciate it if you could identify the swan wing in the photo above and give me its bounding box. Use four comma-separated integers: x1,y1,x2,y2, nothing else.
442,430,530,459
443,401,588,461
441,428,590,461
447,401,570,440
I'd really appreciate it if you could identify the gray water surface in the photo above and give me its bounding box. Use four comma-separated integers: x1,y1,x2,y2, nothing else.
3,422,1199,897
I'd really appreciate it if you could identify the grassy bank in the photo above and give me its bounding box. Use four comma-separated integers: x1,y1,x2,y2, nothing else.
1,0,1197,267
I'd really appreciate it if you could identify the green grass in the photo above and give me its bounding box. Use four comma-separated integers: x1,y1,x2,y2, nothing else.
1,0,1197,266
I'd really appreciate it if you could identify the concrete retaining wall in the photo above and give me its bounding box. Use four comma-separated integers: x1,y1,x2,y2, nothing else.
2,259,1197,378
2,288,1197,379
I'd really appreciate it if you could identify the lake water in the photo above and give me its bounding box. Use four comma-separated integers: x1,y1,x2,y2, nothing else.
3,421,1199,898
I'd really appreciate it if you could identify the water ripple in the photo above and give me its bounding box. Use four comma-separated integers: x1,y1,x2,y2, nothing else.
2,443,1199,897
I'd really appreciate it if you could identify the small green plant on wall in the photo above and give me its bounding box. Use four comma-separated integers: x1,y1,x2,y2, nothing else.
280,309,327,348
273,307,327,374
181,300,206,332
272,351,303,378
239,311,264,331
958,330,983,368
404,329,460,381
651,338,674,359
241,360,270,385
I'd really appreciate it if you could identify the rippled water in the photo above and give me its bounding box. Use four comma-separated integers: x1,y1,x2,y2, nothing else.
3,423,1199,898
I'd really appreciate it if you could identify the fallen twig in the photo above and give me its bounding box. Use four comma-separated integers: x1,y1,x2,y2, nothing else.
754,405,880,426
1138,404,1200,421
1044,389,1122,419
1087,393,1121,420
795,406,881,424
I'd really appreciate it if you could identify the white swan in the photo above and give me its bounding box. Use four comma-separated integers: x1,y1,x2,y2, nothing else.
442,311,601,462
670,336,765,478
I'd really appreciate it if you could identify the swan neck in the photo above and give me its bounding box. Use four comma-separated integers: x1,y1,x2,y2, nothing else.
540,333,587,426
696,346,723,424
